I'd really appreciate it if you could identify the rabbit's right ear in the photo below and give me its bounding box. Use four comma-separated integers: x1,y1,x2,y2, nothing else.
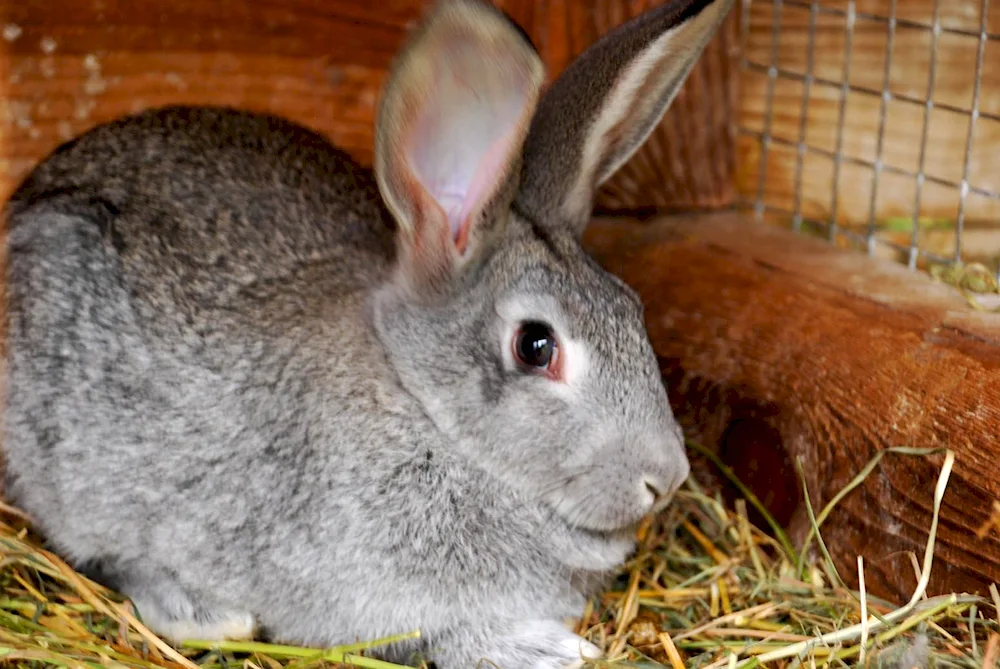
374,0,544,298
514,0,736,238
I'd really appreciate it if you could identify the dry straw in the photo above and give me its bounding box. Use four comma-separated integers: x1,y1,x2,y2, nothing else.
0,443,992,669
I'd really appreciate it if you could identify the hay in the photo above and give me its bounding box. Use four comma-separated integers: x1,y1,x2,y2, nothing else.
577,445,983,669
928,261,1000,312
0,444,991,669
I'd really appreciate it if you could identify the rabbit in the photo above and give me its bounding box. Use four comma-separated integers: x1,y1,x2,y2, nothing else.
2,0,734,667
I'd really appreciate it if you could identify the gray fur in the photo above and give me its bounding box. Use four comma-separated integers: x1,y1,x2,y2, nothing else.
3,1,731,667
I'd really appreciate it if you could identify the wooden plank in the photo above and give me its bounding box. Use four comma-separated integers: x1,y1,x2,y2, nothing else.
0,0,739,212
583,210,1000,603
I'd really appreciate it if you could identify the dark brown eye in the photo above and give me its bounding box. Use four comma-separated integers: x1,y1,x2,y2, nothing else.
513,321,559,371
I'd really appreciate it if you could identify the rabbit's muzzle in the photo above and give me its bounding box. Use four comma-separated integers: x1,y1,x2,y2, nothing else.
545,423,690,534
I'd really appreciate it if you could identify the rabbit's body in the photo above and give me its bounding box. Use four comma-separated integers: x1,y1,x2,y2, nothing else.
5,106,619,658
4,1,735,667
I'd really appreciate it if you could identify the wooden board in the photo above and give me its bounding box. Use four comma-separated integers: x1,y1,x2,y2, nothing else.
0,0,739,212
583,210,1000,603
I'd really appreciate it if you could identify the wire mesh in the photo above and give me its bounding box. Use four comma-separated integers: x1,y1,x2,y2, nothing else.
737,0,1000,277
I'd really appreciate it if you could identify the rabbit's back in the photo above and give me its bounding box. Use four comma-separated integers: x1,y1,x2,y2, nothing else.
3,106,401,569
7,105,396,335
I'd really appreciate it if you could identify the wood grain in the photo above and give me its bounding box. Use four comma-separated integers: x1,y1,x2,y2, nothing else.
583,210,1000,603
738,0,1000,240
0,0,739,212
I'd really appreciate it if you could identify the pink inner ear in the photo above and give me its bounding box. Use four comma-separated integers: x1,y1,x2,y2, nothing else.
405,61,530,254
453,128,521,246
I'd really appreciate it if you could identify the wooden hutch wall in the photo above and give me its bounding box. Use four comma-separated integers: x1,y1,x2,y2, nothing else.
1,0,739,210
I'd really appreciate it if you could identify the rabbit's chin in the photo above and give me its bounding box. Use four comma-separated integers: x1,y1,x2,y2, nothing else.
549,515,639,574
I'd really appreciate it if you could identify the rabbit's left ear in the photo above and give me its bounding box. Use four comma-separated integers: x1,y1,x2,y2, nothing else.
514,0,737,239
374,0,544,296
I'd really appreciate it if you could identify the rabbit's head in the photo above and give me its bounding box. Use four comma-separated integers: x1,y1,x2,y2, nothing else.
373,0,733,535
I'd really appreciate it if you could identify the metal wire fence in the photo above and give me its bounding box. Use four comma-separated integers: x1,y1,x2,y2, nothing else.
737,0,1000,276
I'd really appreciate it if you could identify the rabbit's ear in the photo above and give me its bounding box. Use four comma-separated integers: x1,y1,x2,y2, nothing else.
374,0,544,295
515,0,736,238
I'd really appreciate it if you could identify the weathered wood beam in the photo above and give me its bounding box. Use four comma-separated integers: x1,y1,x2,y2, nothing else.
583,211,1000,603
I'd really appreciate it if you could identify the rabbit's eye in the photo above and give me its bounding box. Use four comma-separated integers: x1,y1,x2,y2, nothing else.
513,321,560,376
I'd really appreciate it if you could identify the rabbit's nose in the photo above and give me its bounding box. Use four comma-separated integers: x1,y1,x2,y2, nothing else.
643,476,668,499
641,475,672,512
643,460,689,513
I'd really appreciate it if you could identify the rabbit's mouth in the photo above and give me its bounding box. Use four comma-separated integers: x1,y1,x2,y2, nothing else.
541,486,656,536
545,511,639,572
542,507,639,572
574,518,643,541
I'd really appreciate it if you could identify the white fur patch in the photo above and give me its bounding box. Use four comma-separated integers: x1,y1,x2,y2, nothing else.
558,335,590,390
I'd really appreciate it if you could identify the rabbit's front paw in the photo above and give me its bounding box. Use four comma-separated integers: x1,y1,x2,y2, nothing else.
115,566,257,643
148,608,257,643
552,633,601,669
502,619,602,669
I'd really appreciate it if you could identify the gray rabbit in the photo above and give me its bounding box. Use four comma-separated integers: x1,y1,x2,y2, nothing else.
2,0,734,666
